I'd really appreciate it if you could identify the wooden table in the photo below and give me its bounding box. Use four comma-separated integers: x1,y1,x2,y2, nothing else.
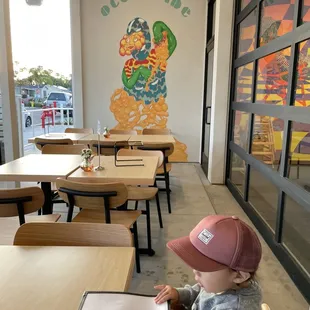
79,134,132,144
0,246,135,310
0,154,82,214
28,133,175,145
68,156,158,186
28,133,90,144
129,134,175,144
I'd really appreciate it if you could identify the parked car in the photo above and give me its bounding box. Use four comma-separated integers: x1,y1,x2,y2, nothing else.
22,106,32,128
45,92,73,116
21,94,34,105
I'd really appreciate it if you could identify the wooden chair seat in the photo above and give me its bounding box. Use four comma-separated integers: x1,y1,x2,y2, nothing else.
32,214,61,222
156,163,172,175
127,186,158,201
73,209,141,228
0,214,61,245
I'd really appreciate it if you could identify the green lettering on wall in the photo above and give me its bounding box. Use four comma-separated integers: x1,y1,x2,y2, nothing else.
110,0,119,8
101,0,191,18
171,0,181,9
101,5,110,16
181,7,191,17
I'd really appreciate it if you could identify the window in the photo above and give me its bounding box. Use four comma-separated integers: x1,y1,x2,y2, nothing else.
228,0,310,298
248,167,279,232
294,39,310,107
286,121,310,186
256,48,291,105
233,110,250,150
230,152,246,196
282,194,310,276
237,9,257,57
251,115,282,170
240,0,251,11
259,0,295,46
301,0,310,24
235,62,254,102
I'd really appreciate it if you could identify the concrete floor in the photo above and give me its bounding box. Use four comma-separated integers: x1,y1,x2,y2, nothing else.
5,163,309,309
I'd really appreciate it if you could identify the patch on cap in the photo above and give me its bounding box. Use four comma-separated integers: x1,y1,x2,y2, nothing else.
198,229,214,245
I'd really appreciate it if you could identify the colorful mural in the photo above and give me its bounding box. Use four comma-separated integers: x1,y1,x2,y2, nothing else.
109,17,188,161
236,0,310,162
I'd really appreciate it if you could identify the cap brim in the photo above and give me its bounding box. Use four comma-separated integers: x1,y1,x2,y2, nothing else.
167,236,227,272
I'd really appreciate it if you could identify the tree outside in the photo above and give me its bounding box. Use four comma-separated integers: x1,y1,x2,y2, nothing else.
14,62,72,90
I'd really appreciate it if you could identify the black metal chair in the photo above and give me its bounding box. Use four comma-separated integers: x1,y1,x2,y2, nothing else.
56,178,141,273
0,187,60,225
138,143,174,214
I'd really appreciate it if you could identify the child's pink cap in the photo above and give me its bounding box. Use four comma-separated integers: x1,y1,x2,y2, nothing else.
167,215,262,273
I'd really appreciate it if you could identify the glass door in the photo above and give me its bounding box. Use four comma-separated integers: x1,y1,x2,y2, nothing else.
9,0,73,155
201,0,216,175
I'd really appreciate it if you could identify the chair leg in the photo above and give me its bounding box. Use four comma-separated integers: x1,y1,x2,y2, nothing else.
135,201,139,210
155,192,163,228
67,205,74,222
164,172,172,214
38,209,42,216
132,222,141,273
145,200,152,256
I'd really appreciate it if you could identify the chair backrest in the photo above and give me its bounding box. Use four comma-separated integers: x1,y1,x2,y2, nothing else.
34,138,73,151
118,149,163,168
109,129,137,135
90,140,114,156
261,304,271,310
14,222,133,247
42,144,88,155
142,128,171,135
56,178,128,210
138,142,174,157
0,187,44,224
65,128,94,134
90,140,129,156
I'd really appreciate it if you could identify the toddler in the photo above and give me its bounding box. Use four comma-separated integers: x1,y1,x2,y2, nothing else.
155,215,262,310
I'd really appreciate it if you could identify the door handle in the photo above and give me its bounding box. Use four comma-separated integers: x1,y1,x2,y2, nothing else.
206,107,211,125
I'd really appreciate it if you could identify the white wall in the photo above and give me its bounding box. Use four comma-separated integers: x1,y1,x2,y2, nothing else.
80,0,207,162
208,0,235,184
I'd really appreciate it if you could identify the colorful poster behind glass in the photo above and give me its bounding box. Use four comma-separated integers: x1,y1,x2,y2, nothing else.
236,0,310,159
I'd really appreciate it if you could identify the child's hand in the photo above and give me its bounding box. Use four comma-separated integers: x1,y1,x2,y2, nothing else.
154,285,179,304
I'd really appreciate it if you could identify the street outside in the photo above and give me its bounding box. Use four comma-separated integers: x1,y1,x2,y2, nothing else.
22,107,72,156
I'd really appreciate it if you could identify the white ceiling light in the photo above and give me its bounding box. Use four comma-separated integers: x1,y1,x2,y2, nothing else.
26,0,43,6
